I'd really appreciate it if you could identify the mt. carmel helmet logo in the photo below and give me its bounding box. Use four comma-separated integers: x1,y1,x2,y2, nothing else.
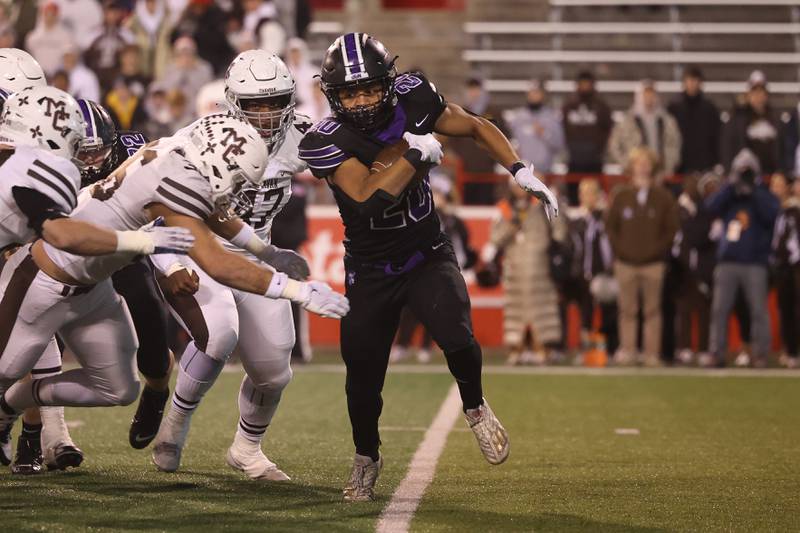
220,127,247,165
37,96,70,137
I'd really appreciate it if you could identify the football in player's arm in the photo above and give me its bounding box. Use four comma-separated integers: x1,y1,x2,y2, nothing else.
318,83,558,223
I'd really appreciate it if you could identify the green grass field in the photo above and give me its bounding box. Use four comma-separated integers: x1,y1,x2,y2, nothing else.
3,364,799,532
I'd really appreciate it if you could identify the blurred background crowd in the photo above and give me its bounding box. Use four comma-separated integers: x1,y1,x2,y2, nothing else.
2,0,798,369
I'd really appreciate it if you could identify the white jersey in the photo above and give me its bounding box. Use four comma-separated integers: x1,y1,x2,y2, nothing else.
223,114,311,259
171,113,311,261
45,147,215,284
0,145,81,248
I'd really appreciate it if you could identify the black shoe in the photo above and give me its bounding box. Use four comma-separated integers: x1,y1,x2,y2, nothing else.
0,424,11,466
10,436,43,475
129,386,169,449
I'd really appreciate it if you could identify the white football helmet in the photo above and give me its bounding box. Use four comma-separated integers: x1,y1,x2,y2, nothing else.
181,113,268,217
0,48,46,93
0,86,86,162
225,50,296,153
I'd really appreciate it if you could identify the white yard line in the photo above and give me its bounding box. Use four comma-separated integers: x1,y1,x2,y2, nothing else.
375,383,462,533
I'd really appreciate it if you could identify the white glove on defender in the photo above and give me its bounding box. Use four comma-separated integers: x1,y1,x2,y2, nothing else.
403,132,443,164
301,281,350,318
116,217,195,255
512,164,559,221
265,272,350,319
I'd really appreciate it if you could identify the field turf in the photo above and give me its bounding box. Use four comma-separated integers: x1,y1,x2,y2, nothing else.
2,363,799,532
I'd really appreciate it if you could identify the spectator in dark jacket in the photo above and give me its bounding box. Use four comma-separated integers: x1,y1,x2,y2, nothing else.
448,76,504,205
706,149,780,367
721,71,784,175
668,67,721,174
84,0,134,92
672,173,719,365
783,104,800,179
171,0,235,76
566,178,619,358
562,70,613,204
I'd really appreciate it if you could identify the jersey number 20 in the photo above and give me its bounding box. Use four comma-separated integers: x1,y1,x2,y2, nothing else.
370,179,432,231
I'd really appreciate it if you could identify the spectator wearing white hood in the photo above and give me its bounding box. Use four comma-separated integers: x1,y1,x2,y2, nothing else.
24,1,74,77
286,37,328,122
62,44,101,101
240,0,286,56
51,0,103,50
609,79,682,178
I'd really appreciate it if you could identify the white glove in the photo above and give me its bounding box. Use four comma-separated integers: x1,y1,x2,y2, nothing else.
403,132,443,164
512,164,559,221
263,247,310,281
300,280,350,319
265,273,350,319
116,217,195,255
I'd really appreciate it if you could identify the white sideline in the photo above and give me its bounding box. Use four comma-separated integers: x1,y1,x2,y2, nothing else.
375,384,462,533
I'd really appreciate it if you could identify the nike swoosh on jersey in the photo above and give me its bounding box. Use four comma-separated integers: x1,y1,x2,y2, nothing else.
415,114,429,128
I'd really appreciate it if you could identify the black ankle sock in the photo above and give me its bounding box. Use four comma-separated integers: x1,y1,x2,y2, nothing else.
21,421,42,441
143,385,169,399
444,341,484,411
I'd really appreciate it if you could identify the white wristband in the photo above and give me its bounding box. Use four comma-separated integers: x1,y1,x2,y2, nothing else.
230,224,256,248
165,262,191,278
230,224,270,258
115,230,154,254
264,271,307,302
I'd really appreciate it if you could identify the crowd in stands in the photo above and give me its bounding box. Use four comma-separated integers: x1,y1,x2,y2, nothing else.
452,69,800,369
0,0,322,136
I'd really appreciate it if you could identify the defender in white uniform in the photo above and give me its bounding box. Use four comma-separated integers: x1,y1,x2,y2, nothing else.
150,51,315,481
0,114,348,447
0,85,193,472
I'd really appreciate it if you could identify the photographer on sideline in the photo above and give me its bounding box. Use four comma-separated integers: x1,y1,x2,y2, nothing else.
706,149,780,367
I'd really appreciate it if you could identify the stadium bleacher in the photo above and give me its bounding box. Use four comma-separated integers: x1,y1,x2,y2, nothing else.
464,0,800,110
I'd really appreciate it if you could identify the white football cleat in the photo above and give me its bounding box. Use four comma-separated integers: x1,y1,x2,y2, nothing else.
151,409,192,473
226,433,290,481
465,400,509,465
343,453,383,502
41,406,83,470
152,441,182,472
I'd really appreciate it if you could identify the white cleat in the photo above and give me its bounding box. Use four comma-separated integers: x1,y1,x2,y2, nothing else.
465,400,509,465
343,453,383,502
152,442,182,473
225,435,290,481
151,409,191,473
41,406,83,470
